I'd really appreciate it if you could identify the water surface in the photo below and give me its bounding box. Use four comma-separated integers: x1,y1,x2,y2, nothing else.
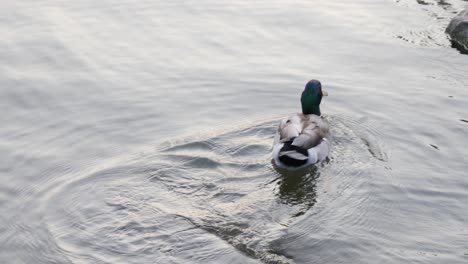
1,0,468,263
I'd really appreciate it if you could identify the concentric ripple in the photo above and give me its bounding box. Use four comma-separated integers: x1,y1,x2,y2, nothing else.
42,117,390,264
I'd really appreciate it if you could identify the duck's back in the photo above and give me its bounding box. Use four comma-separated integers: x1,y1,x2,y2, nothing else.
274,113,329,168
278,114,328,148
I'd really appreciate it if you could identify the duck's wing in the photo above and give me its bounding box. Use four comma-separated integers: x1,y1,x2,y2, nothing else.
291,114,329,149
278,114,302,141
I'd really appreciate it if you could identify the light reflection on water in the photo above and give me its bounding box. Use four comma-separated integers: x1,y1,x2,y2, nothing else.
40,117,388,264
1,0,468,263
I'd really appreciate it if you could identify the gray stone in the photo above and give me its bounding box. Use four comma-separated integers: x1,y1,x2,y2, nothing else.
446,10,468,53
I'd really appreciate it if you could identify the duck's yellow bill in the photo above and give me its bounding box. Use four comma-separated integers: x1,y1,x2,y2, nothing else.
322,90,329,96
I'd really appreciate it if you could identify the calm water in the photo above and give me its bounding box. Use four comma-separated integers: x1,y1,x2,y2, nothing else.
1,0,468,263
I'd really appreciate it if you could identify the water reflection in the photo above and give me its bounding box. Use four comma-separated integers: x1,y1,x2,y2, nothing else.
3,0,468,262
274,166,320,215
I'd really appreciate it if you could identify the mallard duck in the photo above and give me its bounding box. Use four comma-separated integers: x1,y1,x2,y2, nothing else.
273,80,330,169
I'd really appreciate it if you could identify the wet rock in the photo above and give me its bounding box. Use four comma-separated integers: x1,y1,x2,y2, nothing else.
446,10,468,54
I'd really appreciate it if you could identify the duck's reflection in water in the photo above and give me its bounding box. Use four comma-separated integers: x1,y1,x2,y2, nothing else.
274,166,320,216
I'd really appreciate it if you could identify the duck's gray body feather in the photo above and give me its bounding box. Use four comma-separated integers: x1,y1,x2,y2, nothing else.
273,113,330,169
277,114,329,147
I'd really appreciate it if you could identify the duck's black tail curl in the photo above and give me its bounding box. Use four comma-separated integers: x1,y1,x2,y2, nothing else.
278,138,309,167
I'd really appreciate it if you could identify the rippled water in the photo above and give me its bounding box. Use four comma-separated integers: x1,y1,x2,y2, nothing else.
1,0,468,263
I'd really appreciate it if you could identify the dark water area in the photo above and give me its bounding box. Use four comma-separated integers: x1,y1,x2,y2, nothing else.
1,0,468,263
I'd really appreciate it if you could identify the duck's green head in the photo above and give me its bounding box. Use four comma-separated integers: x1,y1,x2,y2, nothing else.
301,80,328,116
